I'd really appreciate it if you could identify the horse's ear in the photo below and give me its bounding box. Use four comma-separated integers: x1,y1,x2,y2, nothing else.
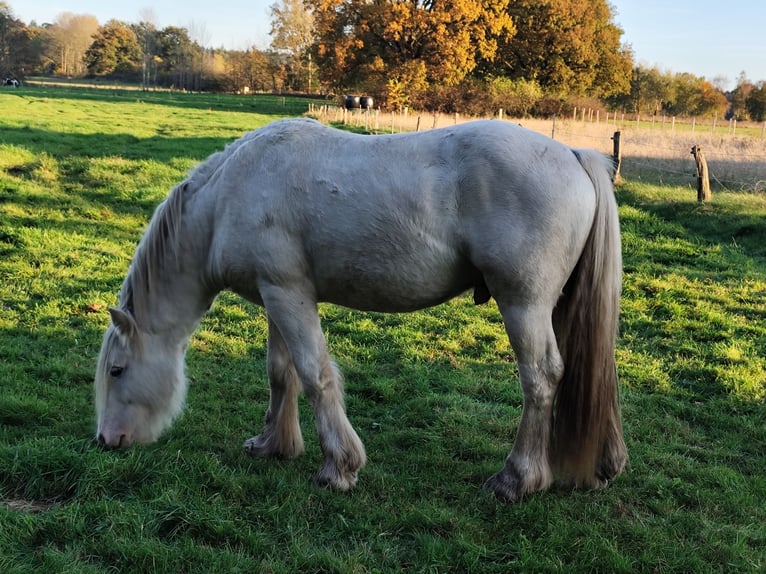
109,307,138,339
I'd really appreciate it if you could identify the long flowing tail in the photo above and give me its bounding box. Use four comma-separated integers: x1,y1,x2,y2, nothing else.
551,149,627,487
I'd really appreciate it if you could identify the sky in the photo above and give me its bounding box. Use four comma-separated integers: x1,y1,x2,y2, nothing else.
12,0,766,89
610,0,766,89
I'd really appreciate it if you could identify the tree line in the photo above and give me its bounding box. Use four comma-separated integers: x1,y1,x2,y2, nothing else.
3,0,766,120
0,3,293,93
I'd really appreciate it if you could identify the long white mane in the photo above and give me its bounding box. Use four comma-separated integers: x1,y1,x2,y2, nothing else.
117,138,249,326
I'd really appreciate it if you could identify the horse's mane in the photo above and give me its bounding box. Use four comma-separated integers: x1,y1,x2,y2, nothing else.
118,142,240,327
116,123,311,326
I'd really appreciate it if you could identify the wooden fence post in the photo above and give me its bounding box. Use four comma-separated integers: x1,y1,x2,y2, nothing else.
691,144,711,202
611,131,623,184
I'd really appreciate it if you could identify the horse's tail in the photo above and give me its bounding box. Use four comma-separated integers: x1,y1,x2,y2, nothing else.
551,149,627,487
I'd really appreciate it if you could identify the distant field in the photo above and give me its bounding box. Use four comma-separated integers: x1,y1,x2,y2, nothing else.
1,87,764,573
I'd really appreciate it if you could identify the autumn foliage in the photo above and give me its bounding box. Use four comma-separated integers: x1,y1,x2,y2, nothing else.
310,0,513,92
0,0,746,118
306,0,638,110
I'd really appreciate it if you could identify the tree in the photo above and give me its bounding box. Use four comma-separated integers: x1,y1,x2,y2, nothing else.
695,78,728,119
488,76,543,116
308,0,514,100
270,0,314,56
45,12,99,76
489,0,632,97
224,47,271,93
730,71,754,120
202,48,228,91
84,20,141,76
745,83,766,122
613,65,675,115
270,0,315,91
133,13,159,89
667,73,727,118
0,2,37,79
156,26,202,90
187,21,212,91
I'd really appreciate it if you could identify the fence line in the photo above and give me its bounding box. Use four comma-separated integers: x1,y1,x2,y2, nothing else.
310,104,766,142
308,104,766,192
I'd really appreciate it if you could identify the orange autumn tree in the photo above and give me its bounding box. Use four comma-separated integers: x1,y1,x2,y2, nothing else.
309,0,514,103
489,0,632,98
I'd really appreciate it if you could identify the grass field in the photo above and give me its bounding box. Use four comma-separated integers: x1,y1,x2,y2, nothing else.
1,87,765,572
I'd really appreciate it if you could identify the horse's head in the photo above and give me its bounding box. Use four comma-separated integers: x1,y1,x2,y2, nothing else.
94,307,187,448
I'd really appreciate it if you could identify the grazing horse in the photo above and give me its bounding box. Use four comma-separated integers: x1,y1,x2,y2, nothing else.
94,118,627,501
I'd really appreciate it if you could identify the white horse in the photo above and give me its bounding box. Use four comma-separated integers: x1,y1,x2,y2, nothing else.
95,118,626,501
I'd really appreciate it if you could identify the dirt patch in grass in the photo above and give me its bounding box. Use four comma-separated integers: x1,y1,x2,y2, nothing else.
2,498,58,513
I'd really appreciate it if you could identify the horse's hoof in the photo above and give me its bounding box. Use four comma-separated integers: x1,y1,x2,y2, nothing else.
482,472,523,503
243,434,273,458
314,460,358,492
598,451,628,483
243,429,304,459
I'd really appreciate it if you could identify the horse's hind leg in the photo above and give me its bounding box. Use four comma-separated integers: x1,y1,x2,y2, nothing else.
243,318,304,459
259,286,366,491
483,303,563,502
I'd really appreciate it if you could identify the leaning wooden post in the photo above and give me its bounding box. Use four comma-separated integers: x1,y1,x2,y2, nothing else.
691,144,711,202
611,130,623,184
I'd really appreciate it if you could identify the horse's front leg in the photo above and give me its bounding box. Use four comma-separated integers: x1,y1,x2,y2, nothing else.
243,318,304,459
483,304,563,502
260,286,366,491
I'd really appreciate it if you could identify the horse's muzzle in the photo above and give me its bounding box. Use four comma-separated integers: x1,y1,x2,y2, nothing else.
97,432,131,449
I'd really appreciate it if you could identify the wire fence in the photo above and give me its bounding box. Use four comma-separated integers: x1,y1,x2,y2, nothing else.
310,104,766,193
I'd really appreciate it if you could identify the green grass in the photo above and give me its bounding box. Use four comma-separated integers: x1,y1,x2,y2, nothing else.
1,87,765,573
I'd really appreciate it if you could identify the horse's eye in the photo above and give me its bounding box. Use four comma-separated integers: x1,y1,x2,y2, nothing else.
109,366,125,378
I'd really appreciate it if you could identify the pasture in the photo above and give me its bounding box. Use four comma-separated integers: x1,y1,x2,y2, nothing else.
1,87,765,572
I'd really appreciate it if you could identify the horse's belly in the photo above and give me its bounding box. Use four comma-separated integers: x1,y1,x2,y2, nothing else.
314,257,476,313
320,282,473,313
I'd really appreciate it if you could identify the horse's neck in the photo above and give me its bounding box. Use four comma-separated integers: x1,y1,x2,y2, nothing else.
130,220,215,340
149,268,213,339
